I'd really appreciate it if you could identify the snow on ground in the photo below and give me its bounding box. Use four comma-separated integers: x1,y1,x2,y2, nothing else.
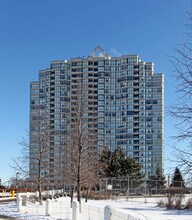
86,196,192,220
0,195,192,220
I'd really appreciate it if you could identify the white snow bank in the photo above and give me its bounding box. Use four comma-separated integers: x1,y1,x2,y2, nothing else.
0,195,192,220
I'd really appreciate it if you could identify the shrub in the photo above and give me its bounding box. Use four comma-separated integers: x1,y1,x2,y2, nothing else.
174,194,184,210
166,187,185,195
165,187,185,210
157,199,165,208
184,198,192,209
166,193,174,209
82,191,111,200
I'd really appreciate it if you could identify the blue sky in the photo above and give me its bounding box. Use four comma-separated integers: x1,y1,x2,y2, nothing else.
0,0,191,183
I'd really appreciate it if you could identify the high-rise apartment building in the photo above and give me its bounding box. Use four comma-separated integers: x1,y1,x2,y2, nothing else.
30,46,164,188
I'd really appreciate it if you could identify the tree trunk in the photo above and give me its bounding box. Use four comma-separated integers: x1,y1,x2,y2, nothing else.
70,185,74,208
38,161,43,205
77,177,81,203
85,187,90,203
77,179,81,212
38,178,43,205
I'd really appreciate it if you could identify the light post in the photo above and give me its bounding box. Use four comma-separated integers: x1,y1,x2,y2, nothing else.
8,181,10,189
126,176,130,201
168,175,170,187
144,175,147,203
16,172,19,194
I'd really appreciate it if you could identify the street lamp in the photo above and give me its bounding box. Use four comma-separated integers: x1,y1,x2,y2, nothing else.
16,172,19,194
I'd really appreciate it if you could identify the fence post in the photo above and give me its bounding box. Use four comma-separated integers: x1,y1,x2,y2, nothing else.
104,205,112,220
72,201,79,220
46,199,51,216
35,191,39,198
17,194,22,212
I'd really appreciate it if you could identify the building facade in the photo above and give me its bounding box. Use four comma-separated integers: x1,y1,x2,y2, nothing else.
30,46,164,187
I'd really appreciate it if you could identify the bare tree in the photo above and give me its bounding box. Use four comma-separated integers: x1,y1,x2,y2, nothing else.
29,112,50,204
64,84,99,206
12,109,50,205
169,11,192,176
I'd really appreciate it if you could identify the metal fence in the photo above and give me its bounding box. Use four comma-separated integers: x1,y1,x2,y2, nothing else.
80,203,104,220
99,176,190,198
